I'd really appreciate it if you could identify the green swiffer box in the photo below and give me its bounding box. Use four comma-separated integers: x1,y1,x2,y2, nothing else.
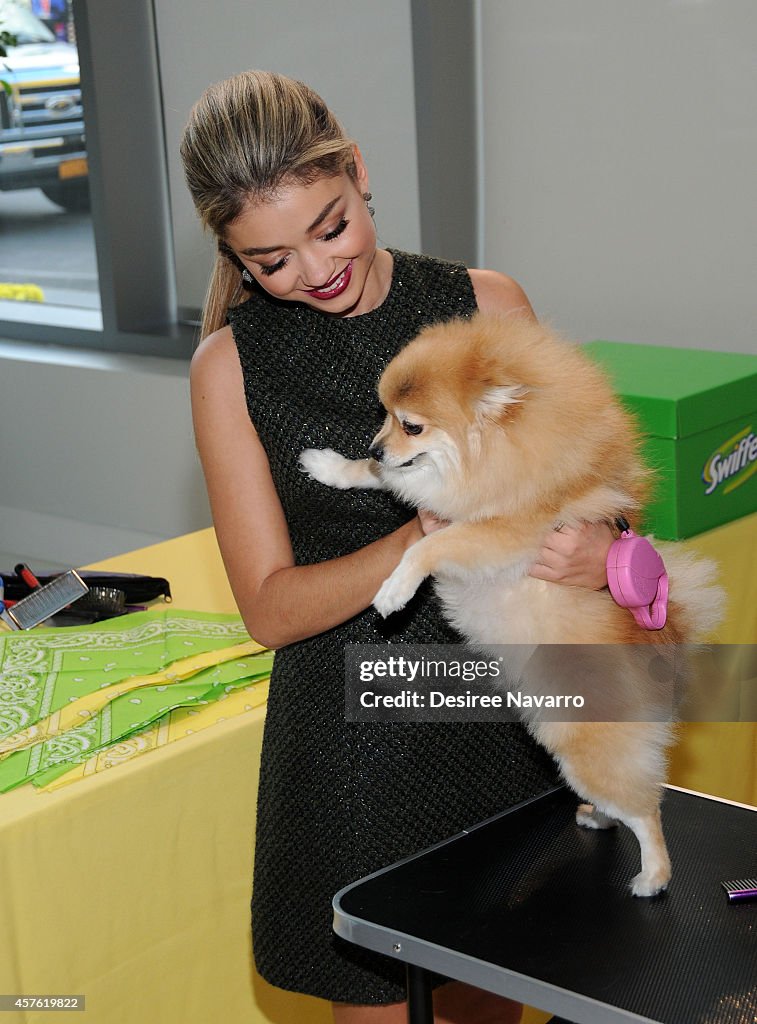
583,341,757,540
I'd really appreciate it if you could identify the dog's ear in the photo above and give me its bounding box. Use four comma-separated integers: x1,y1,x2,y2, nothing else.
476,383,528,419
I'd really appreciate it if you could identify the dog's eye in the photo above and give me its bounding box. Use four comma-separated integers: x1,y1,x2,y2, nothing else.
402,420,424,436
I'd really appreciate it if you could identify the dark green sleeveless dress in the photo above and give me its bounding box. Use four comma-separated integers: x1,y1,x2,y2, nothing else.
227,249,558,1004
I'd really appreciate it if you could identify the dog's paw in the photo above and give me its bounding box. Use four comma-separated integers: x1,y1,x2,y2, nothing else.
576,804,617,830
373,562,424,617
298,448,353,489
630,868,670,898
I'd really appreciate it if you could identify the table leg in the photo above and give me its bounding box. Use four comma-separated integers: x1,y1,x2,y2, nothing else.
406,964,434,1024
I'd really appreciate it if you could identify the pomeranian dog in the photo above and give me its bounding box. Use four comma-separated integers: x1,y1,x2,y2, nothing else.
299,311,723,896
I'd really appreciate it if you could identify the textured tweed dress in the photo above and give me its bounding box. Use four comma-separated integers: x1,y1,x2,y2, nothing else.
227,249,558,1004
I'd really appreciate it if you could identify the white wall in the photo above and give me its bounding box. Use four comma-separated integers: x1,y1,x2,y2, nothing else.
155,0,421,312
478,0,757,354
0,342,210,566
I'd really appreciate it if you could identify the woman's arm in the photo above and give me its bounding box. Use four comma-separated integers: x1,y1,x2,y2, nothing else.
190,326,424,649
469,269,612,589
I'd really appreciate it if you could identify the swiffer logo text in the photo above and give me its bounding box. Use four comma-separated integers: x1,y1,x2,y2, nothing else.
702,427,757,496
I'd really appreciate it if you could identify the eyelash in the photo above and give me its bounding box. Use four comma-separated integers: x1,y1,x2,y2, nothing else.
322,217,349,242
257,218,350,277
258,259,288,277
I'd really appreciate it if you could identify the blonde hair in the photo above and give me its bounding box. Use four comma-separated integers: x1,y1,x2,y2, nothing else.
180,70,356,338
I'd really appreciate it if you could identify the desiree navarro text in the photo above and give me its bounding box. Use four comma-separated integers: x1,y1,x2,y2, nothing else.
358,690,586,709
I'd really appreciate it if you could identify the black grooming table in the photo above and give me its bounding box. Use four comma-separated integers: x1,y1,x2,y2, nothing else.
333,786,757,1024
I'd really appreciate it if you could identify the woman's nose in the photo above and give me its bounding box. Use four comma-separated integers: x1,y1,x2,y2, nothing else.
298,249,335,290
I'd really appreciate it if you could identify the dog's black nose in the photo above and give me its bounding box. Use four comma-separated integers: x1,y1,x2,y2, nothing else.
368,444,384,463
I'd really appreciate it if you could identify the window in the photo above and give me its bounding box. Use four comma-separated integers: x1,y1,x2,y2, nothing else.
0,0,101,331
0,0,194,358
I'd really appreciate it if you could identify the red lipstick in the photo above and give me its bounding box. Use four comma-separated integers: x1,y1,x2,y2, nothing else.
306,260,353,300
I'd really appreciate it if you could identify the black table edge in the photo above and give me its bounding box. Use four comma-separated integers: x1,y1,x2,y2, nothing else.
332,784,756,1024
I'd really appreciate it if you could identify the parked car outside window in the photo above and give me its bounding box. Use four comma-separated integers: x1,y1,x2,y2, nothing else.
0,0,88,211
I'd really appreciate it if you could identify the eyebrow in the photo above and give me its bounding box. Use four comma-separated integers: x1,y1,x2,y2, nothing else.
239,196,342,256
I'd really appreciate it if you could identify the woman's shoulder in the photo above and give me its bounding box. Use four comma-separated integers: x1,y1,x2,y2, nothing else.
392,251,537,319
190,324,239,387
468,268,537,319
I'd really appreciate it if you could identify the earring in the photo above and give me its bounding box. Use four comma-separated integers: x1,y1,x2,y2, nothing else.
363,191,375,218
242,269,252,284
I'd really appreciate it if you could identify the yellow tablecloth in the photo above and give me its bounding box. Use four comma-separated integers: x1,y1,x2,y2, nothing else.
669,512,757,805
1,519,754,1024
0,529,331,1024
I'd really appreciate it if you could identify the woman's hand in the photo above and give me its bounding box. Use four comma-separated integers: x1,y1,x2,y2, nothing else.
529,521,613,590
417,508,450,536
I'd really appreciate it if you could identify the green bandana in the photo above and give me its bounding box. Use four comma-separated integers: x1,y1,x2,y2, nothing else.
0,609,273,793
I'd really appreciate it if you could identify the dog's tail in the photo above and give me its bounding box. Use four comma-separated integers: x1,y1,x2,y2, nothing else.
655,541,726,642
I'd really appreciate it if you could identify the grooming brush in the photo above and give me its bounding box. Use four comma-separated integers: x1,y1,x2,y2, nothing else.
0,571,171,604
0,607,15,629
74,586,126,615
2,570,89,630
721,879,757,903
50,586,127,625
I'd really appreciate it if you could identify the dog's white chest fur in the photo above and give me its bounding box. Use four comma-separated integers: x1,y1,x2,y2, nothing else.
434,572,566,648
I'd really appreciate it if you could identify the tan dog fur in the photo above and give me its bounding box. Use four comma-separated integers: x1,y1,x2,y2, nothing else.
300,311,724,896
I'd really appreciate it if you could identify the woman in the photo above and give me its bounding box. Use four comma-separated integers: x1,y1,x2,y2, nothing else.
181,70,612,1024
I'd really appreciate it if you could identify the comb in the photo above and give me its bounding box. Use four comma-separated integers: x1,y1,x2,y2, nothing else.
2,570,89,630
721,878,757,903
